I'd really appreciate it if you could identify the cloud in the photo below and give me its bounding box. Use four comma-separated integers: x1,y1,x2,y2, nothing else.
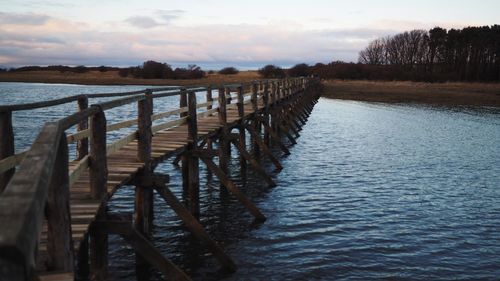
125,10,185,29
126,16,162,28
0,12,51,25
156,9,185,23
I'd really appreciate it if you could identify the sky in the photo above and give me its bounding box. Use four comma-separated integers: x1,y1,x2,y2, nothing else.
0,0,499,69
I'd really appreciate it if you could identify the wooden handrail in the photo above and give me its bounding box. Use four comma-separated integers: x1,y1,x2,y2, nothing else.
0,122,63,279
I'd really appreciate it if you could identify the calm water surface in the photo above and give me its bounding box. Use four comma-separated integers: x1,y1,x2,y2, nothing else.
1,83,499,280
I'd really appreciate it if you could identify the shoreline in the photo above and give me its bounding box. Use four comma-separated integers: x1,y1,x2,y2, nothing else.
0,70,261,86
1,72,499,107
321,80,500,107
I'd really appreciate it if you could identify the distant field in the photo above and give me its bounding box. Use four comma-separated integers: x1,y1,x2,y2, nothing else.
322,80,500,107
0,70,261,86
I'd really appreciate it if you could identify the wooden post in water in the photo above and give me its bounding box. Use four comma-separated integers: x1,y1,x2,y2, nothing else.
263,82,270,146
77,95,89,160
46,133,74,271
236,86,247,175
251,82,260,158
89,107,108,280
135,90,154,279
0,110,14,192
135,90,153,237
179,88,189,192
187,91,200,218
218,87,229,174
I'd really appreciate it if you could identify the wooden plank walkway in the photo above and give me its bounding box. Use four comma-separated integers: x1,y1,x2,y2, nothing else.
0,78,321,281
36,102,264,271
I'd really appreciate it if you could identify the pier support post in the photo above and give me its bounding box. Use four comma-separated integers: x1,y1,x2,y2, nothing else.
250,82,260,158
136,90,154,237
186,91,200,219
218,87,229,175
89,108,108,280
179,88,189,193
236,86,247,176
263,82,270,146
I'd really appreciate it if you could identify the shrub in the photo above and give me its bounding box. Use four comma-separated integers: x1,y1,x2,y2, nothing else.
258,64,286,78
288,63,310,77
219,67,239,75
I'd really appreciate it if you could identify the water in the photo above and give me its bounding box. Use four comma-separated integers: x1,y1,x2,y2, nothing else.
1,83,500,280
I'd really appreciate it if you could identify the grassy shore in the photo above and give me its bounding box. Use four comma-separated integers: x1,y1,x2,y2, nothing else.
0,70,261,86
1,71,499,106
322,80,500,107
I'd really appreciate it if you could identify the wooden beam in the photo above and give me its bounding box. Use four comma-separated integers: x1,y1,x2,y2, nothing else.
153,182,236,272
200,157,266,221
230,137,276,187
261,122,290,155
92,220,191,281
245,124,283,170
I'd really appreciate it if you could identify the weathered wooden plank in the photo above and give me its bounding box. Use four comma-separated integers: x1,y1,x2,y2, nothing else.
151,118,188,134
151,107,188,121
0,150,28,174
69,155,89,188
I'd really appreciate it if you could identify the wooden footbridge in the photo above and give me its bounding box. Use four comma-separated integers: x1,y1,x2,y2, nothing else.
0,77,320,280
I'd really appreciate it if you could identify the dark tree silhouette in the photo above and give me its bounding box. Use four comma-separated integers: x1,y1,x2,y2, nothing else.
219,67,239,75
258,64,286,78
288,63,310,77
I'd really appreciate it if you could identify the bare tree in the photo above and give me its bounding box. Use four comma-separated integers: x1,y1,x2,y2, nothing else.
358,38,386,64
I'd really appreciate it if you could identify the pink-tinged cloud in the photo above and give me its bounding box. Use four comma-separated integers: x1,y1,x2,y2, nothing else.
0,11,476,68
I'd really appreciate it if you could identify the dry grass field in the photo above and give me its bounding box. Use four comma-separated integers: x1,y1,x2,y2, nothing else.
322,80,500,107
0,70,261,86
1,71,499,106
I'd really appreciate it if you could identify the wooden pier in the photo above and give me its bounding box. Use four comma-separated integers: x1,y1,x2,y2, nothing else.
0,77,320,280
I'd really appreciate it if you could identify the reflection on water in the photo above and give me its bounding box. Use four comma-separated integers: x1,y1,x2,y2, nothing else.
1,83,500,280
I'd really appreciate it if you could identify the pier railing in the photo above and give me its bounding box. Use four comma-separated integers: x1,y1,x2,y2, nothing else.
0,77,317,279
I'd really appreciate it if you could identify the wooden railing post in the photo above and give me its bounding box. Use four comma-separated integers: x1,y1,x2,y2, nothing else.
206,86,213,110
218,87,229,174
46,133,74,271
0,111,14,192
187,91,200,218
88,107,108,279
136,90,153,237
77,96,89,160
237,86,247,174
89,108,107,199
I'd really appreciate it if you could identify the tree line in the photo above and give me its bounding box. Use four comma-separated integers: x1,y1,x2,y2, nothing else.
358,25,500,82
